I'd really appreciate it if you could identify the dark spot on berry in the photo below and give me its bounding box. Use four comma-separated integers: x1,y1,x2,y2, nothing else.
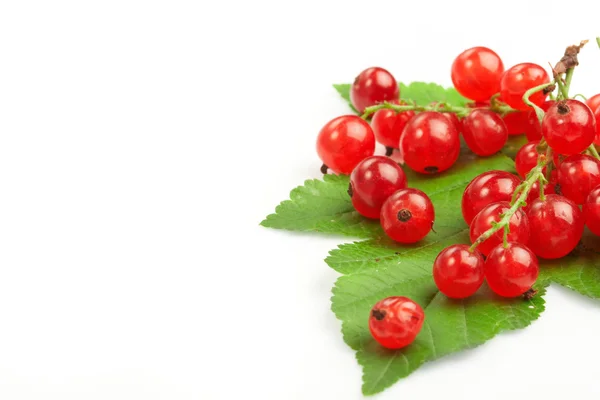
557,101,570,115
372,309,386,320
347,183,354,198
320,164,328,174
385,146,394,157
424,166,439,174
523,288,538,300
397,209,412,222
555,183,562,195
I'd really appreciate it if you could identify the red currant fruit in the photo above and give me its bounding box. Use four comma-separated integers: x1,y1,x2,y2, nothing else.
371,100,415,149
369,296,424,349
525,172,557,211
526,194,584,259
485,242,539,298
461,171,521,224
469,201,530,256
451,47,504,101
583,186,600,236
349,156,407,218
433,244,485,299
542,99,596,156
502,111,529,135
524,100,555,141
316,115,375,174
399,112,460,174
515,141,542,178
461,109,508,156
595,108,600,146
556,154,600,205
442,112,462,133
350,67,399,113
586,94,600,114
500,63,549,111
380,188,434,243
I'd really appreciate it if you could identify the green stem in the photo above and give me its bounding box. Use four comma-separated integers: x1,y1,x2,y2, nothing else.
588,144,600,160
360,101,471,119
556,77,569,99
563,68,575,98
469,148,552,252
523,82,555,124
596,37,600,49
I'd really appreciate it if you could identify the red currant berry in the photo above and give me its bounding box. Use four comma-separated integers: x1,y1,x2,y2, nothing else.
586,94,600,114
526,194,584,259
502,111,529,135
442,112,462,133
469,201,530,256
380,188,434,243
485,242,539,298
525,172,557,211
461,171,521,224
595,108,600,146
369,296,424,349
461,109,508,156
316,115,375,174
556,154,600,205
433,244,485,299
399,112,460,174
451,47,504,101
542,99,596,156
524,100,555,141
500,63,550,111
515,141,542,178
348,156,407,219
350,67,399,113
583,186,600,236
371,101,415,149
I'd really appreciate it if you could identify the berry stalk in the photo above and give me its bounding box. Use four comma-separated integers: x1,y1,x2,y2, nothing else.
360,99,515,120
469,147,552,252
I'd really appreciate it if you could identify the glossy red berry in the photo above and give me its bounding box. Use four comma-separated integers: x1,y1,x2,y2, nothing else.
350,67,399,113
524,100,555,141
595,108,600,146
500,63,549,111
502,111,529,135
461,109,508,156
526,194,584,259
556,154,600,205
349,156,407,218
380,188,434,243
583,186,600,236
399,112,460,174
485,242,539,298
461,171,521,224
433,244,485,299
586,94,600,114
371,101,415,149
451,47,504,101
469,201,530,256
369,296,424,349
515,141,542,178
316,115,375,174
542,99,596,156
442,112,462,133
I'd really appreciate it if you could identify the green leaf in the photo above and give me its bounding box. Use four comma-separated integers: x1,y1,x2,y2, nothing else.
333,81,469,112
332,261,546,395
261,154,514,239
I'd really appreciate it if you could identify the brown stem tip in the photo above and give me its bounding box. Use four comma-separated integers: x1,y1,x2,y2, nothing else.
523,288,538,300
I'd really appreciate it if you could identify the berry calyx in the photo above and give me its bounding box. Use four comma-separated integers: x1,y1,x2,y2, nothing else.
369,296,424,349
526,194,584,259
500,63,550,111
350,67,399,113
451,46,504,101
557,154,600,205
380,188,434,243
433,244,485,299
349,156,407,218
542,99,596,156
485,242,539,298
461,109,508,156
469,201,530,256
515,141,543,178
316,115,375,174
371,100,415,149
583,186,600,236
461,171,521,224
399,111,460,174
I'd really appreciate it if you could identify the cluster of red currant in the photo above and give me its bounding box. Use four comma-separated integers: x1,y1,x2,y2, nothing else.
316,44,600,350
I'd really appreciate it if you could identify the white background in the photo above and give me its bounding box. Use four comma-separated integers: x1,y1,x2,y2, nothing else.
0,1,599,399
